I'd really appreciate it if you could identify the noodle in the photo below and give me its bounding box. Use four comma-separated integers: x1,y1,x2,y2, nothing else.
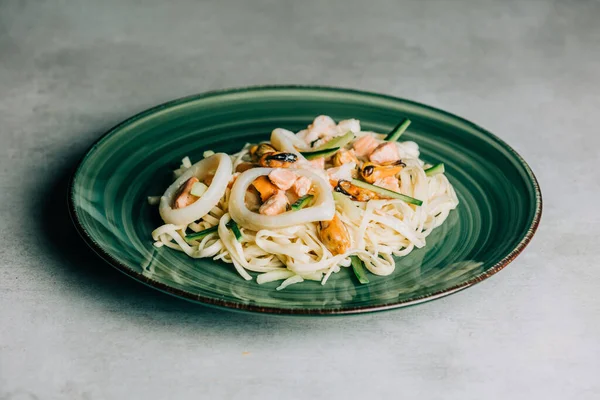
149,116,459,289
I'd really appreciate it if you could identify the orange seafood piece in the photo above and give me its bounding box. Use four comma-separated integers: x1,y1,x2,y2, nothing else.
318,214,351,255
268,169,298,190
369,142,400,164
332,148,359,167
252,176,279,202
360,161,403,183
173,177,199,209
292,176,312,197
353,135,379,157
373,176,401,193
259,191,289,216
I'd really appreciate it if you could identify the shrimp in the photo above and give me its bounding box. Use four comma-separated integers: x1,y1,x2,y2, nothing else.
308,157,325,169
336,119,361,134
353,135,380,157
369,142,400,164
304,115,337,144
259,191,289,216
268,169,298,190
373,176,401,193
291,176,312,197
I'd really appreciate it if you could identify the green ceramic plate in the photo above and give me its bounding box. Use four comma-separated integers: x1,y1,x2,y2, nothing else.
69,86,541,315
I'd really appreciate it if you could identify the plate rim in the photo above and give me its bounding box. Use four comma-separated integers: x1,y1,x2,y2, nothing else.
67,84,543,315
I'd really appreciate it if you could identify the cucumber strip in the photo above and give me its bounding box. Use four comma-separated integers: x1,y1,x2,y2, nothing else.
425,163,445,177
190,182,208,197
226,220,243,241
300,147,340,160
350,256,370,284
350,179,423,206
384,118,411,141
185,225,218,241
316,131,354,151
291,195,314,211
187,220,243,242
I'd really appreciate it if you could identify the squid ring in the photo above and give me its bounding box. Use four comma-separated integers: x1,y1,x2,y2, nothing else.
159,153,232,226
229,167,335,231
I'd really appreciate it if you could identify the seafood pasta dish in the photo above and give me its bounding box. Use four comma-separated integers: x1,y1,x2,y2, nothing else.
149,116,458,290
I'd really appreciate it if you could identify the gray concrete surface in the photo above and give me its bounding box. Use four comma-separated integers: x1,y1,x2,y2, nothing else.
1,0,599,399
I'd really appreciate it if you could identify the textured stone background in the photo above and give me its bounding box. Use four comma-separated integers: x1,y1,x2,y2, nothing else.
1,0,599,399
